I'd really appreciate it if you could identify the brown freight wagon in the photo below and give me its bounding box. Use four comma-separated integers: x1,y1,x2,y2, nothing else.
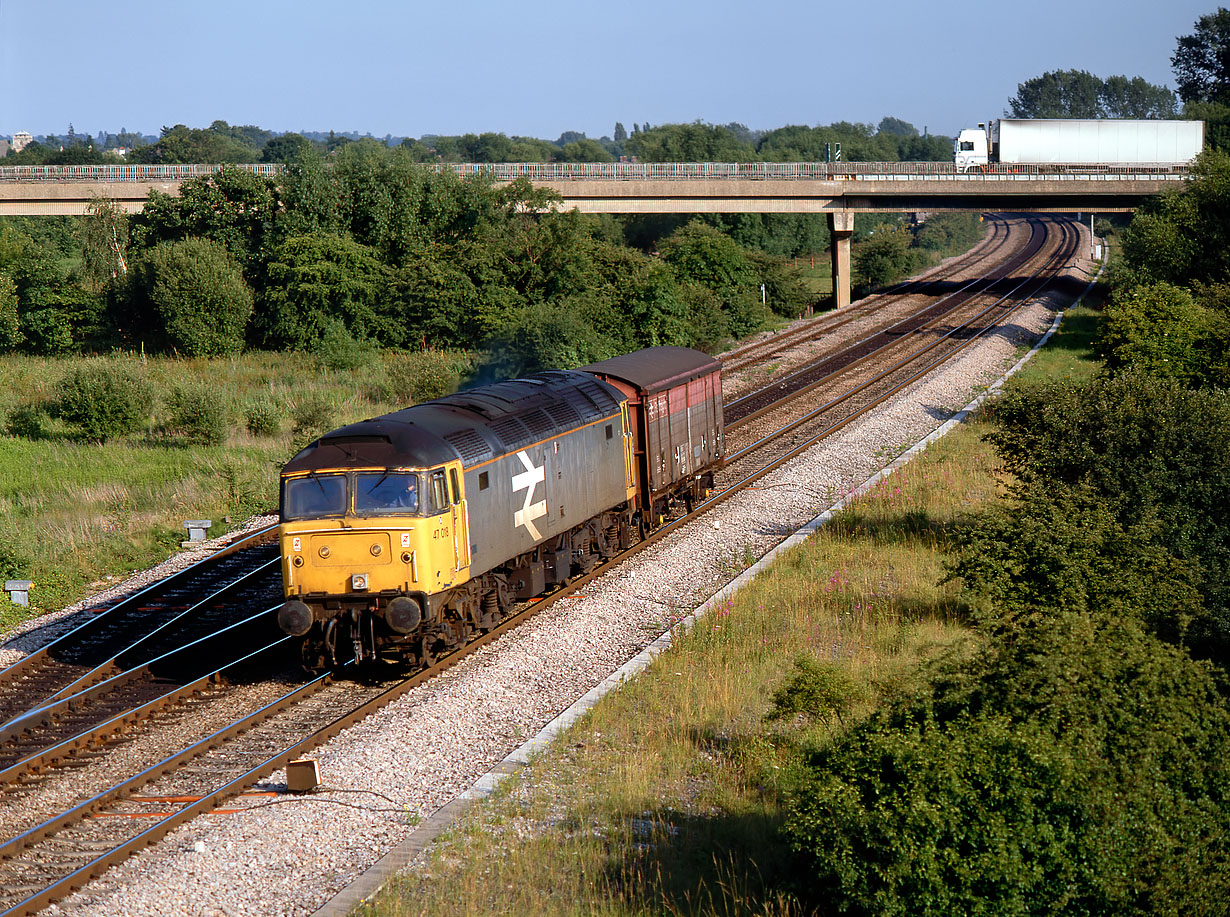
582,346,725,523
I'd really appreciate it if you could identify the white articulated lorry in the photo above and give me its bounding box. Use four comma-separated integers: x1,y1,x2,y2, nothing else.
954,119,1204,171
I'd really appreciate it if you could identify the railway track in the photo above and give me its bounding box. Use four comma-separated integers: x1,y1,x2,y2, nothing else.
718,215,1017,377
0,215,1082,915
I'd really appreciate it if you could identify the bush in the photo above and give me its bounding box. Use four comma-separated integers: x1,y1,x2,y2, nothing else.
984,374,1230,656
164,383,230,445
53,361,154,442
0,538,28,582
783,613,1230,916
245,398,282,437
313,320,378,372
854,225,918,293
140,238,253,356
0,271,21,352
1098,282,1228,387
4,401,49,439
291,394,335,441
479,303,620,379
766,655,864,727
382,349,474,405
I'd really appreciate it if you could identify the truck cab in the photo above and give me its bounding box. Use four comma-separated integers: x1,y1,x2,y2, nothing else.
954,126,989,172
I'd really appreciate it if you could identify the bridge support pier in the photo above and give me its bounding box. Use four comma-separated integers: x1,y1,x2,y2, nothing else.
829,211,854,309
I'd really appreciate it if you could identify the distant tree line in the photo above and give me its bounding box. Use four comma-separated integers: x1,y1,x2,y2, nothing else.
4,115,954,168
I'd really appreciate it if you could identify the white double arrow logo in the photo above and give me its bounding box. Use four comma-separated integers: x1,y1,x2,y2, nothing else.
512,450,547,540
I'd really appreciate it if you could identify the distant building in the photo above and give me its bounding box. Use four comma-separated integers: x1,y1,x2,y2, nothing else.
11,132,32,153
0,140,9,158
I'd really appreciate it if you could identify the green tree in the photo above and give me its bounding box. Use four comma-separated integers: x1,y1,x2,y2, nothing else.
626,122,756,162
985,374,1230,656
1117,149,1230,287
129,122,262,164
0,224,96,353
261,132,313,163
554,138,614,163
131,165,279,274
79,197,129,291
138,238,252,356
876,116,917,137
1173,8,1230,105
256,233,393,350
853,224,916,292
1100,74,1178,118
0,272,20,351
1008,69,1105,118
659,220,758,289
896,133,953,161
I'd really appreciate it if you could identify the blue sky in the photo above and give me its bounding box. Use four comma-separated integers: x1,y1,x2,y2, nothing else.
0,0,1217,142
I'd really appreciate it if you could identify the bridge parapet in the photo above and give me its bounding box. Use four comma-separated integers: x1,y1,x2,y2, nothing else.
0,161,1195,184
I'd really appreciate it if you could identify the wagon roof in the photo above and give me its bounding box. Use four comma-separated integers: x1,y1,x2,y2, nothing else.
580,346,721,394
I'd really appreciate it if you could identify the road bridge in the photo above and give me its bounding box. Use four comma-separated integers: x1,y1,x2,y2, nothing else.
0,162,1189,308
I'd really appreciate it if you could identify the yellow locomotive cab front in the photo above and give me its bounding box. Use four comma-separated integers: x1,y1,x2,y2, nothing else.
277,460,470,666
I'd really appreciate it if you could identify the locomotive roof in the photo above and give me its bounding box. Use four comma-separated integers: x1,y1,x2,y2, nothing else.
580,346,721,394
282,369,625,474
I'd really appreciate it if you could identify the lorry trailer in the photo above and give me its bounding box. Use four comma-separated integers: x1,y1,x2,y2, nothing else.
954,119,1204,171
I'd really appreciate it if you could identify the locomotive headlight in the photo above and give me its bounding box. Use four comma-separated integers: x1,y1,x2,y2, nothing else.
352,573,369,591
370,543,383,556
319,545,331,559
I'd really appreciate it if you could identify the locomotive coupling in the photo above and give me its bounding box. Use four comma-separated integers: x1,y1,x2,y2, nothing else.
278,600,314,637
384,595,423,634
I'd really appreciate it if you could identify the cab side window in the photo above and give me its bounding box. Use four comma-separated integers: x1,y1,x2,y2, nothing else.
428,470,448,513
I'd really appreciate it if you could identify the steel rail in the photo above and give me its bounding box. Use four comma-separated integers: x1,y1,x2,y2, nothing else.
0,526,277,713
724,218,1049,431
0,607,282,778
718,216,1014,373
0,638,306,917
721,220,1075,470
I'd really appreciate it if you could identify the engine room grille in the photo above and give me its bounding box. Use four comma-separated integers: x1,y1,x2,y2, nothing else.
546,401,581,428
576,380,621,418
489,416,533,451
521,409,555,441
444,429,493,465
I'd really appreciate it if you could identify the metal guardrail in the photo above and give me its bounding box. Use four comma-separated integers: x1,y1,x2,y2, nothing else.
0,162,1194,184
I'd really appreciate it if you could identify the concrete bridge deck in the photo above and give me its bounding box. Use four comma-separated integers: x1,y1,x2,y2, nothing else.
0,161,1189,216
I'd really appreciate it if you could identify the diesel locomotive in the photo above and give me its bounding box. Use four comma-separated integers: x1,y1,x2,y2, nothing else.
276,346,724,670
